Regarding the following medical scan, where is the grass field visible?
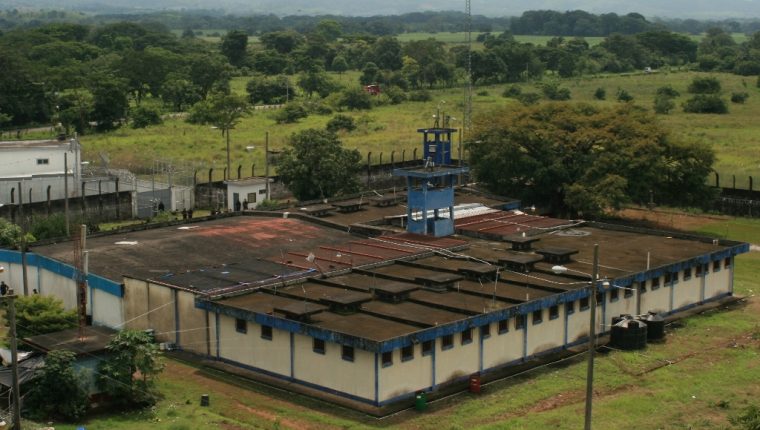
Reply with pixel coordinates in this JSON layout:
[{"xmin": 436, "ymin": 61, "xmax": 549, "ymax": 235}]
[
  {"xmin": 75, "ymin": 69, "xmax": 760, "ymax": 185},
  {"xmin": 35, "ymin": 215, "xmax": 760, "ymax": 430}
]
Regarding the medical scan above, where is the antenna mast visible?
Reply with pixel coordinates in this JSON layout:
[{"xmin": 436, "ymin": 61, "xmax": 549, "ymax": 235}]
[{"xmin": 463, "ymin": 0, "xmax": 473, "ymax": 141}]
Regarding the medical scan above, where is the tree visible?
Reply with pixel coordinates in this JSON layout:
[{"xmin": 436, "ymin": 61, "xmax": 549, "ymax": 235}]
[
  {"xmin": 221, "ymin": 30, "xmax": 248, "ymax": 67},
  {"xmin": 297, "ymin": 68, "xmax": 337, "ymax": 98},
  {"xmin": 360, "ymin": 62, "xmax": 380, "ymax": 86},
  {"xmin": 160, "ymin": 74, "xmax": 201, "ymax": 112},
  {"xmin": 131, "ymin": 105, "xmax": 162, "ymax": 128},
  {"xmin": 7, "ymin": 294, "xmax": 77, "ymax": 340},
  {"xmin": 682, "ymin": 95, "xmax": 728, "ymax": 114},
  {"xmin": 331, "ymin": 55, "xmax": 349, "ymax": 74},
  {"xmin": 468, "ymin": 103, "xmax": 716, "ymax": 217},
  {"xmin": 653, "ymin": 94, "xmax": 676, "ymax": 114},
  {"xmin": 97, "ymin": 329, "xmax": 164, "ymax": 407},
  {"xmin": 326, "ymin": 114, "xmax": 356, "ymax": 133},
  {"xmin": 688, "ymin": 76, "xmax": 722, "ymax": 94},
  {"xmin": 275, "ymin": 129, "xmax": 362, "ymax": 201},
  {"xmin": 274, "ymin": 103, "xmax": 308, "ymax": 124},
  {"xmin": 56, "ymin": 88, "xmax": 93, "ymax": 135},
  {"xmin": 338, "ymin": 86, "xmax": 373, "ymax": 110},
  {"xmin": 0, "ymin": 218, "xmax": 35, "ymax": 251},
  {"xmin": 89, "ymin": 73, "xmax": 129, "ymax": 131},
  {"xmin": 25, "ymin": 350, "xmax": 88, "ymax": 421},
  {"xmin": 246, "ymin": 75, "xmax": 290, "ymax": 105}
]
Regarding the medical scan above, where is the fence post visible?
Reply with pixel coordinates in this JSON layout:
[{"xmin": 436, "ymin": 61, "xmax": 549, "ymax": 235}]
[
  {"xmin": 391, "ymin": 151, "xmax": 395, "ymax": 169},
  {"xmin": 208, "ymin": 168, "xmax": 213, "ymax": 209},
  {"xmin": 402, "ymin": 149, "xmax": 406, "ymax": 163},
  {"xmin": 750, "ymin": 176, "xmax": 754, "ymax": 192},
  {"xmin": 379, "ymin": 152, "xmax": 383, "ymax": 167},
  {"xmin": 367, "ymin": 152, "xmax": 372, "ymax": 188},
  {"xmin": 733, "ymin": 175, "xmax": 736, "ymax": 190},
  {"xmin": 237, "ymin": 165, "xmax": 242, "ymax": 179},
  {"xmin": 414, "ymin": 148, "xmax": 418, "ymax": 160},
  {"xmin": 714, "ymin": 172, "xmax": 719, "ymax": 188}
]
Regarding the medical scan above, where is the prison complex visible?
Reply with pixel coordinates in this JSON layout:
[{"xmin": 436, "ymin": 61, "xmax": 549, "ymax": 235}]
[{"xmin": 0, "ymin": 126, "xmax": 749, "ymax": 413}]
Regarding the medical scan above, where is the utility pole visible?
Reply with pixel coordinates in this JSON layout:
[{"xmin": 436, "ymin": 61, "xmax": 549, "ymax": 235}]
[
  {"xmin": 5, "ymin": 288, "xmax": 21, "ymax": 430},
  {"xmin": 585, "ymin": 244, "xmax": 599, "ymax": 430},
  {"xmin": 64, "ymin": 152, "xmax": 70, "ymax": 237},
  {"xmin": 17, "ymin": 181, "xmax": 28, "ymax": 296},
  {"xmin": 265, "ymin": 132, "xmax": 270, "ymax": 201}
]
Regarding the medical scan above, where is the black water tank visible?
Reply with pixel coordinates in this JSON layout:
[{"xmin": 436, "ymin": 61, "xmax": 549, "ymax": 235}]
[
  {"xmin": 611, "ymin": 316, "xmax": 648, "ymax": 350},
  {"xmin": 638, "ymin": 311, "xmax": 665, "ymax": 341}
]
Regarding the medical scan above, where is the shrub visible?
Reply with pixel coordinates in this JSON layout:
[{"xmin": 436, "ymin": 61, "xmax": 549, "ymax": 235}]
[
  {"xmin": 338, "ymin": 87, "xmax": 373, "ymax": 110},
  {"xmin": 502, "ymin": 85, "xmax": 522, "ymax": 98},
  {"xmin": 616, "ymin": 89, "xmax": 634, "ymax": 102},
  {"xmin": 326, "ymin": 114, "xmax": 356, "ymax": 133},
  {"xmin": 656, "ymin": 85, "xmax": 680, "ymax": 98},
  {"xmin": 653, "ymin": 94, "xmax": 676, "ymax": 114},
  {"xmin": 382, "ymin": 86, "xmax": 407, "ymax": 104},
  {"xmin": 540, "ymin": 82, "xmax": 571, "ymax": 100},
  {"xmin": 593, "ymin": 87, "xmax": 606, "ymax": 100},
  {"xmin": 687, "ymin": 76, "xmax": 721, "ymax": 94},
  {"xmin": 255, "ymin": 199, "xmax": 283, "ymax": 211},
  {"xmin": 682, "ymin": 95, "xmax": 728, "ymax": 114},
  {"xmin": 131, "ymin": 106, "xmax": 162, "ymax": 129},
  {"xmin": 731, "ymin": 92, "xmax": 749, "ymax": 104},
  {"xmin": 408, "ymin": 90, "xmax": 432, "ymax": 102},
  {"xmin": 517, "ymin": 92, "xmax": 541, "ymax": 105},
  {"xmin": 476, "ymin": 90, "xmax": 490, "ymax": 96},
  {"xmin": 25, "ymin": 350, "xmax": 88, "ymax": 421},
  {"xmin": 30, "ymin": 214, "xmax": 68, "ymax": 240},
  {"xmin": 274, "ymin": 103, "xmax": 308, "ymax": 123}
]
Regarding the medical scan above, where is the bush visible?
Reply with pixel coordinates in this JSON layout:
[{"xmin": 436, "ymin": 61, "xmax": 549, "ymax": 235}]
[
  {"xmin": 687, "ymin": 76, "xmax": 721, "ymax": 94},
  {"xmin": 255, "ymin": 199, "xmax": 283, "ymax": 211},
  {"xmin": 131, "ymin": 106, "xmax": 162, "ymax": 129},
  {"xmin": 502, "ymin": 85, "xmax": 522, "ymax": 98},
  {"xmin": 326, "ymin": 114, "xmax": 356, "ymax": 133},
  {"xmin": 593, "ymin": 87, "xmax": 606, "ymax": 100},
  {"xmin": 338, "ymin": 87, "xmax": 372, "ymax": 110},
  {"xmin": 476, "ymin": 90, "xmax": 490, "ymax": 96},
  {"xmin": 656, "ymin": 85, "xmax": 680, "ymax": 98},
  {"xmin": 653, "ymin": 94, "xmax": 676, "ymax": 114},
  {"xmin": 30, "ymin": 214, "xmax": 68, "ymax": 240},
  {"xmin": 731, "ymin": 92, "xmax": 749, "ymax": 104},
  {"xmin": 408, "ymin": 90, "xmax": 432, "ymax": 102},
  {"xmin": 517, "ymin": 92, "xmax": 541, "ymax": 106},
  {"xmin": 540, "ymin": 82, "xmax": 571, "ymax": 100},
  {"xmin": 25, "ymin": 350, "xmax": 88, "ymax": 421},
  {"xmin": 382, "ymin": 86, "xmax": 407, "ymax": 105},
  {"xmin": 616, "ymin": 89, "xmax": 634, "ymax": 102},
  {"xmin": 274, "ymin": 103, "xmax": 308, "ymax": 123},
  {"xmin": 682, "ymin": 95, "xmax": 728, "ymax": 114}
]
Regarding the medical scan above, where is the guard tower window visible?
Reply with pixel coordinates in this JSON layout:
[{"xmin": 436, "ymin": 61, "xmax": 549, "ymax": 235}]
[
  {"xmin": 382, "ymin": 351, "xmax": 393, "ymax": 367},
  {"xmin": 261, "ymin": 325, "xmax": 273, "ymax": 340},
  {"xmin": 725, "ymin": 257, "xmax": 731, "ymax": 268},
  {"xmin": 235, "ymin": 318, "xmax": 247, "ymax": 334},
  {"xmin": 422, "ymin": 340, "xmax": 434, "ymax": 356},
  {"xmin": 401, "ymin": 345, "xmax": 414, "ymax": 362},
  {"xmin": 596, "ymin": 292, "xmax": 604, "ymax": 306},
  {"xmin": 610, "ymin": 288, "xmax": 619, "ymax": 302},
  {"xmin": 580, "ymin": 297, "xmax": 590, "ymax": 310},
  {"xmin": 313, "ymin": 338, "xmax": 325, "ymax": 354},
  {"xmin": 639, "ymin": 282, "xmax": 647, "ymax": 294},
  {"xmin": 664, "ymin": 273, "xmax": 672, "ymax": 284},
  {"xmin": 651, "ymin": 277, "xmax": 660, "ymax": 290},
  {"xmin": 36, "ymin": 158, "xmax": 49, "ymax": 165},
  {"xmin": 342, "ymin": 345, "xmax": 355, "ymax": 362},
  {"xmin": 624, "ymin": 285, "xmax": 633, "ymax": 298},
  {"xmin": 683, "ymin": 267, "xmax": 692, "ymax": 281},
  {"xmin": 566, "ymin": 301, "xmax": 575, "ymax": 315},
  {"xmin": 713, "ymin": 260, "xmax": 721, "ymax": 272},
  {"xmin": 461, "ymin": 328, "xmax": 473, "ymax": 345}
]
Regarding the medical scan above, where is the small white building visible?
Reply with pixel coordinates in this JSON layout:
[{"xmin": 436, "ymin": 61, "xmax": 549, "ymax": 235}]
[
  {"xmin": 225, "ymin": 177, "xmax": 271, "ymax": 211},
  {"xmin": 0, "ymin": 137, "xmax": 82, "ymax": 205}
]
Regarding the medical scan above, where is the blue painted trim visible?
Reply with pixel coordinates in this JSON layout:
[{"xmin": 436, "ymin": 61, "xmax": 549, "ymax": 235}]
[
  {"xmin": 522, "ymin": 317, "xmax": 528, "ymax": 359},
  {"xmin": 563, "ymin": 305, "xmax": 569, "ymax": 346},
  {"xmin": 214, "ymin": 356, "xmax": 378, "ymax": 406},
  {"xmin": 290, "ymin": 332, "xmax": 295, "ymax": 379},
  {"xmin": 478, "ymin": 326, "xmax": 484, "ymax": 373},
  {"xmin": 374, "ymin": 352, "xmax": 379, "ymax": 404},
  {"xmin": 431, "ymin": 342, "xmax": 437, "ymax": 390},
  {"xmin": 215, "ymin": 311, "xmax": 220, "ymax": 359}
]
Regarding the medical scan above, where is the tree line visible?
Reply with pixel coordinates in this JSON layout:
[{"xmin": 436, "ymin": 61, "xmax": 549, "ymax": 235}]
[{"xmin": 4, "ymin": 8, "xmax": 760, "ymax": 37}]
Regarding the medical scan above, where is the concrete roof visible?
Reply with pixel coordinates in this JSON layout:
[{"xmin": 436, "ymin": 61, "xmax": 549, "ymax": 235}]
[{"xmin": 24, "ymin": 326, "xmax": 116, "ymax": 355}]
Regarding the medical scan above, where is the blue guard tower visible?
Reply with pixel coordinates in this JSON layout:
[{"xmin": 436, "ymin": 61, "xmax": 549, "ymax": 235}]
[{"xmin": 393, "ymin": 114, "xmax": 469, "ymax": 237}]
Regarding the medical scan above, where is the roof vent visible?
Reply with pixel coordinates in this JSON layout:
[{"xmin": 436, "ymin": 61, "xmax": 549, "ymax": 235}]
[
  {"xmin": 504, "ymin": 236, "xmax": 540, "ymax": 251},
  {"xmin": 274, "ymin": 302, "xmax": 328, "ymax": 323},
  {"xmin": 415, "ymin": 272, "xmax": 463, "ymax": 292},
  {"xmin": 535, "ymin": 247, "xmax": 578, "ymax": 265},
  {"xmin": 372, "ymin": 280, "xmax": 419, "ymax": 303},
  {"xmin": 318, "ymin": 291, "xmax": 372, "ymax": 315}
]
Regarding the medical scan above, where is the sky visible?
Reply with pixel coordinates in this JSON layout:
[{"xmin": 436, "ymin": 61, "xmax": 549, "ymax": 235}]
[{"xmin": 3, "ymin": 0, "xmax": 760, "ymax": 19}]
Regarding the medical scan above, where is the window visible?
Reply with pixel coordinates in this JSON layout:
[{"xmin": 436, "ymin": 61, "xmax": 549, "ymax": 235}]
[
  {"xmin": 580, "ymin": 297, "xmax": 590, "ymax": 310},
  {"xmin": 247, "ymin": 192, "xmax": 257, "ymax": 204},
  {"xmin": 515, "ymin": 315, "xmax": 526, "ymax": 330},
  {"xmin": 596, "ymin": 292, "xmax": 604, "ymax": 306},
  {"xmin": 624, "ymin": 285, "xmax": 633, "ymax": 298},
  {"xmin": 382, "ymin": 351, "xmax": 393, "ymax": 367},
  {"xmin": 532, "ymin": 309, "xmax": 543, "ymax": 325},
  {"xmin": 36, "ymin": 158, "xmax": 49, "ymax": 165},
  {"xmin": 235, "ymin": 318, "xmax": 247, "ymax": 334},
  {"xmin": 683, "ymin": 267, "xmax": 692, "ymax": 281},
  {"xmin": 696, "ymin": 265, "xmax": 703, "ymax": 277},
  {"xmin": 610, "ymin": 288, "xmax": 619, "ymax": 302},
  {"xmin": 549, "ymin": 305, "xmax": 559, "ymax": 320},
  {"xmin": 461, "ymin": 328, "xmax": 473, "ymax": 345},
  {"xmin": 566, "ymin": 301, "xmax": 575, "ymax": 315},
  {"xmin": 342, "ymin": 345, "xmax": 355, "ymax": 362},
  {"xmin": 261, "ymin": 325, "xmax": 272, "ymax": 340},
  {"xmin": 480, "ymin": 324, "xmax": 491, "ymax": 339},
  {"xmin": 401, "ymin": 345, "xmax": 414, "ymax": 362},
  {"xmin": 651, "ymin": 277, "xmax": 660, "ymax": 290},
  {"xmin": 442, "ymin": 334, "xmax": 454, "ymax": 350},
  {"xmin": 259, "ymin": 189, "xmax": 267, "ymax": 194},
  {"xmin": 725, "ymin": 257, "xmax": 731, "ymax": 269},
  {"xmin": 713, "ymin": 260, "xmax": 721, "ymax": 272},
  {"xmin": 638, "ymin": 282, "xmax": 647, "ymax": 295},
  {"xmin": 313, "ymin": 338, "xmax": 325, "ymax": 354},
  {"xmin": 673, "ymin": 272, "xmax": 679, "ymax": 282},
  {"xmin": 664, "ymin": 273, "xmax": 672, "ymax": 284},
  {"xmin": 498, "ymin": 319, "xmax": 509, "ymax": 334},
  {"xmin": 422, "ymin": 340, "xmax": 434, "ymax": 356}
]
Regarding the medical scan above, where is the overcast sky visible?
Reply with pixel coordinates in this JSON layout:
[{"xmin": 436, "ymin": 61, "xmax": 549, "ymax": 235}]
[{"xmin": 3, "ymin": 0, "xmax": 760, "ymax": 19}]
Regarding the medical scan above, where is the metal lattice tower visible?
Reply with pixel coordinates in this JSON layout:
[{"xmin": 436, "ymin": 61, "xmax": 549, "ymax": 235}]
[{"xmin": 464, "ymin": 0, "xmax": 473, "ymax": 141}]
